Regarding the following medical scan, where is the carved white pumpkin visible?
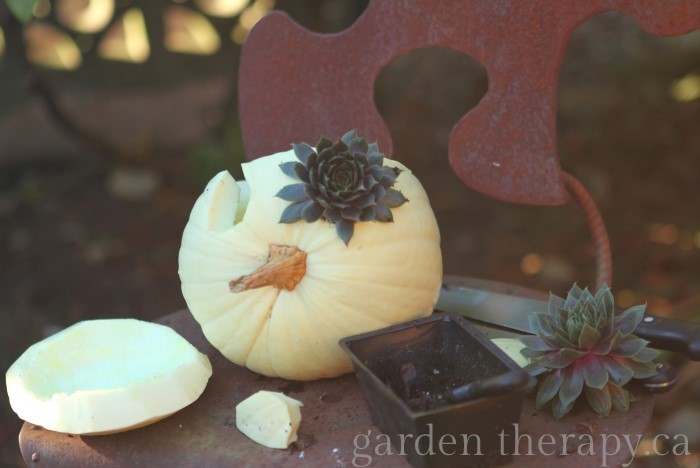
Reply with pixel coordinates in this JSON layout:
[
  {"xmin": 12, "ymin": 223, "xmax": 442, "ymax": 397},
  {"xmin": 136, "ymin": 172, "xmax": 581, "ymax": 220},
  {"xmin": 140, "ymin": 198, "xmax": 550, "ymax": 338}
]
[{"xmin": 178, "ymin": 147, "xmax": 442, "ymax": 380}]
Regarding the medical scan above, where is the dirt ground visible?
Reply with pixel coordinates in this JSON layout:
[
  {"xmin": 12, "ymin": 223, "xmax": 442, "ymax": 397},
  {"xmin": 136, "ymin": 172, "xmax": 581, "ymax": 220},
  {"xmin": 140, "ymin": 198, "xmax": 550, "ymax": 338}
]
[{"xmin": 1, "ymin": 9, "xmax": 700, "ymax": 467}]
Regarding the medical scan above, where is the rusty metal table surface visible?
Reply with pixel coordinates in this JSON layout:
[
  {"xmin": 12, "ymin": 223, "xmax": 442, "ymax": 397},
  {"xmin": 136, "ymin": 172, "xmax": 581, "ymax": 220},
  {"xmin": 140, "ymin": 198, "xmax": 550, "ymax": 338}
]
[{"xmin": 18, "ymin": 278, "xmax": 653, "ymax": 468}]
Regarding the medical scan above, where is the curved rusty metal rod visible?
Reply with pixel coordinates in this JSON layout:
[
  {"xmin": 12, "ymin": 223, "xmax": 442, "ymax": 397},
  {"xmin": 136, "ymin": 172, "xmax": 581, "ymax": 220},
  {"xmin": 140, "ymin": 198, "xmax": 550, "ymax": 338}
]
[{"xmin": 562, "ymin": 172, "xmax": 613, "ymax": 290}]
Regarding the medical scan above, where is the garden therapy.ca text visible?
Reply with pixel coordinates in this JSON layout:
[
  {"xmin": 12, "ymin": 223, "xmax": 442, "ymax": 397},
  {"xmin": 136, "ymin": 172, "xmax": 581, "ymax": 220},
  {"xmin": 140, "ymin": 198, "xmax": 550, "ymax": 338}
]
[{"xmin": 351, "ymin": 423, "xmax": 690, "ymax": 467}]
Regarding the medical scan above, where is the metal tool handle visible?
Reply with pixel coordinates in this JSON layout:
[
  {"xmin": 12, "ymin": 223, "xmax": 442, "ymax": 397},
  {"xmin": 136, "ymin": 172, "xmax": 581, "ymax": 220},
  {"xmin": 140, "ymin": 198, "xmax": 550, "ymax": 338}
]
[
  {"xmin": 447, "ymin": 370, "xmax": 534, "ymax": 403},
  {"xmin": 636, "ymin": 316, "xmax": 700, "ymax": 361},
  {"xmin": 641, "ymin": 361, "xmax": 677, "ymax": 394}
]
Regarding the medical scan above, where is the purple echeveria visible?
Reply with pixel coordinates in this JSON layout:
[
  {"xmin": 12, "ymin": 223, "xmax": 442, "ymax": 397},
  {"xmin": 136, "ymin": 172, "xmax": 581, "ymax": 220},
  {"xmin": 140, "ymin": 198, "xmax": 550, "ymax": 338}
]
[{"xmin": 521, "ymin": 284, "xmax": 659, "ymax": 419}]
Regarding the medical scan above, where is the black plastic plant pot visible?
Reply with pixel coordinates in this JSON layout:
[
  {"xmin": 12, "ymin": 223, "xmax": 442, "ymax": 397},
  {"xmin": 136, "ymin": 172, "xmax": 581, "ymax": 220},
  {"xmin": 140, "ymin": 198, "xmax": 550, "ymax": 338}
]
[{"xmin": 339, "ymin": 312, "xmax": 531, "ymax": 468}]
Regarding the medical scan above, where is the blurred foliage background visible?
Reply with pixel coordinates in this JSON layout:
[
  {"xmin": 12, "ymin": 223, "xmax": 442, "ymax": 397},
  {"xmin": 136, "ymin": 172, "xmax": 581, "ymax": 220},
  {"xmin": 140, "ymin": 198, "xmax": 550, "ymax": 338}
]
[{"xmin": 1, "ymin": 0, "xmax": 699, "ymax": 465}]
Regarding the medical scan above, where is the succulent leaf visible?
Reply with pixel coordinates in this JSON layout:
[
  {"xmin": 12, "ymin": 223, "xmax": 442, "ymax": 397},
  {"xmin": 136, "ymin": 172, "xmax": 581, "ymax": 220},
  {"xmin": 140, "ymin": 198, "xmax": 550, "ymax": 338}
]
[
  {"xmin": 521, "ymin": 348, "xmax": 549, "ymax": 359},
  {"xmin": 374, "ymin": 203, "xmax": 393, "ymax": 222},
  {"xmin": 293, "ymin": 163, "xmax": 310, "ymax": 183},
  {"xmin": 360, "ymin": 206, "xmax": 375, "ymax": 221},
  {"xmin": 536, "ymin": 369, "xmax": 564, "ymax": 408},
  {"xmin": 317, "ymin": 137, "xmax": 334, "ymax": 152},
  {"xmin": 560, "ymin": 348, "xmax": 587, "ymax": 359},
  {"xmin": 340, "ymin": 130, "xmax": 357, "ymax": 145},
  {"xmin": 597, "ymin": 287, "xmax": 614, "ymax": 313},
  {"xmin": 548, "ymin": 292, "xmax": 565, "ymax": 316},
  {"xmin": 341, "ymin": 206, "xmax": 362, "ymax": 222},
  {"xmin": 382, "ymin": 188, "xmax": 408, "ymax": 208},
  {"xmin": 519, "ymin": 335, "xmax": 552, "ymax": 352},
  {"xmin": 349, "ymin": 138, "xmax": 369, "ymax": 154},
  {"xmin": 592, "ymin": 340, "xmax": 614, "ymax": 356},
  {"xmin": 579, "ymin": 287, "xmax": 595, "ymax": 305},
  {"xmin": 523, "ymin": 362, "xmax": 548, "ymax": 376},
  {"xmin": 600, "ymin": 356, "xmax": 634, "ymax": 387},
  {"xmin": 279, "ymin": 201, "xmax": 306, "ymax": 224},
  {"xmin": 592, "ymin": 331, "xmax": 622, "ymax": 355},
  {"xmin": 354, "ymin": 192, "xmax": 376, "ymax": 209},
  {"xmin": 556, "ymin": 307, "xmax": 569, "ymax": 328},
  {"xmin": 564, "ymin": 284, "xmax": 584, "ymax": 308},
  {"xmin": 578, "ymin": 323, "xmax": 602, "ymax": 350},
  {"xmin": 531, "ymin": 313, "xmax": 557, "ymax": 337},
  {"xmin": 277, "ymin": 131, "xmax": 407, "ymax": 245},
  {"xmin": 552, "ymin": 396, "xmax": 574, "ymax": 420},
  {"xmin": 367, "ymin": 153, "xmax": 383, "ymax": 166},
  {"xmin": 301, "ymin": 201, "xmax": 324, "ymax": 223},
  {"xmin": 585, "ymin": 385, "xmax": 612, "ymax": 416},
  {"xmin": 614, "ymin": 336, "xmax": 650, "ymax": 357},
  {"xmin": 581, "ymin": 357, "xmax": 608, "ymax": 389},
  {"xmin": 292, "ymin": 143, "xmax": 315, "ymax": 164},
  {"xmin": 553, "ymin": 332, "xmax": 576, "ymax": 349},
  {"xmin": 631, "ymin": 347, "xmax": 660, "ymax": 363},
  {"xmin": 336, "ymin": 219, "xmax": 354, "ymax": 246},
  {"xmin": 558, "ymin": 366, "xmax": 585, "ymax": 407},
  {"xmin": 609, "ymin": 384, "xmax": 630, "ymax": 412},
  {"xmin": 323, "ymin": 207, "xmax": 341, "ymax": 223},
  {"xmin": 521, "ymin": 284, "xmax": 661, "ymax": 419},
  {"xmin": 627, "ymin": 359, "xmax": 655, "ymax": 379},
  {"xmin": 616, "ymin": 304, "xmax": 646, "ymax": 335},
  {"xmin": 540, "ymin": 351, "xmax": 577, "ymax": 369},
  {"xmin": 279, "ymin": 161, "xmax": 298, "ymax": 178},
  {"xmin": 276, "ymin": 184, "xmax": 309, "ymax": 202}
]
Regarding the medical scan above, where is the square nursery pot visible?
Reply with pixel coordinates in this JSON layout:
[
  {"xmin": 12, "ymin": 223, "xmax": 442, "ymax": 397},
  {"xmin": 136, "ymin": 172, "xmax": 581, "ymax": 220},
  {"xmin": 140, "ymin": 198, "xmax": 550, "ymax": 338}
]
[{"xmin": 340, "ymin": 312, "xmax": 532, "ymax": 468}]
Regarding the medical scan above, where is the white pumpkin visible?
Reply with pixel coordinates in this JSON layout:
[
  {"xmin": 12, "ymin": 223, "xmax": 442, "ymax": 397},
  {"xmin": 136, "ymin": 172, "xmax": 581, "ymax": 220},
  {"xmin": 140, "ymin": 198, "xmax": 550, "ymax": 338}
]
[{"xmin": 178, "ymin": 148, "xmax": 442, "ymax": 380}]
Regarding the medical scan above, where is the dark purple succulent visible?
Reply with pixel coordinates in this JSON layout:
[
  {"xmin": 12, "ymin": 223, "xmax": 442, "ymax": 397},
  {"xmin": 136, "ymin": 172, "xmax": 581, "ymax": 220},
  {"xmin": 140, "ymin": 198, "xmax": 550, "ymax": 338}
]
[{"xmin": 276, "ymin": 130, "xmax": 408, "ymax": 245}]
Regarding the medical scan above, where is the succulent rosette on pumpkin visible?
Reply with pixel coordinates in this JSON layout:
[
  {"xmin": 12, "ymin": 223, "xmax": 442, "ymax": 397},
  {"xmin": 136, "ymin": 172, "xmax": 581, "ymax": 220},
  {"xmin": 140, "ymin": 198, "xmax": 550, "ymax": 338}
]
[
  {"xmin": 521, "ymin": 284, "xmax": 659, "ymax": 419},
  {"xmin": 178, "ymin": 131, "xmax": 442, "ymax": 381},
  {"xmin": 276, "ymin": 130, "xmax": 407, "ymax": 245}
]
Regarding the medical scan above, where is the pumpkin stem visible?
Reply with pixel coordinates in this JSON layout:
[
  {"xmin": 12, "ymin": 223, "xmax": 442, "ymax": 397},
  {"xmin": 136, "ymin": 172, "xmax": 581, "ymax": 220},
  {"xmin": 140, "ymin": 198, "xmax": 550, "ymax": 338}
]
[{"xmin": 229, "ymin": 245, "xmax": 307, "ymax": 293}]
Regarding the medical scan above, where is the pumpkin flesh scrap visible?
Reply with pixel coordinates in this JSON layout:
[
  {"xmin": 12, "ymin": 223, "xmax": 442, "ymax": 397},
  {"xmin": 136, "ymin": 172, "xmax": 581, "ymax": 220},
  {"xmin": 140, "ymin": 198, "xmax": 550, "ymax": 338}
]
[
  {"xmin": 5, "ymin": 319, "xmax": 212, "ymax": 435},
  {"xmin": 235, "ymin": 390, "xmax": 303, "ymax": 449}
]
